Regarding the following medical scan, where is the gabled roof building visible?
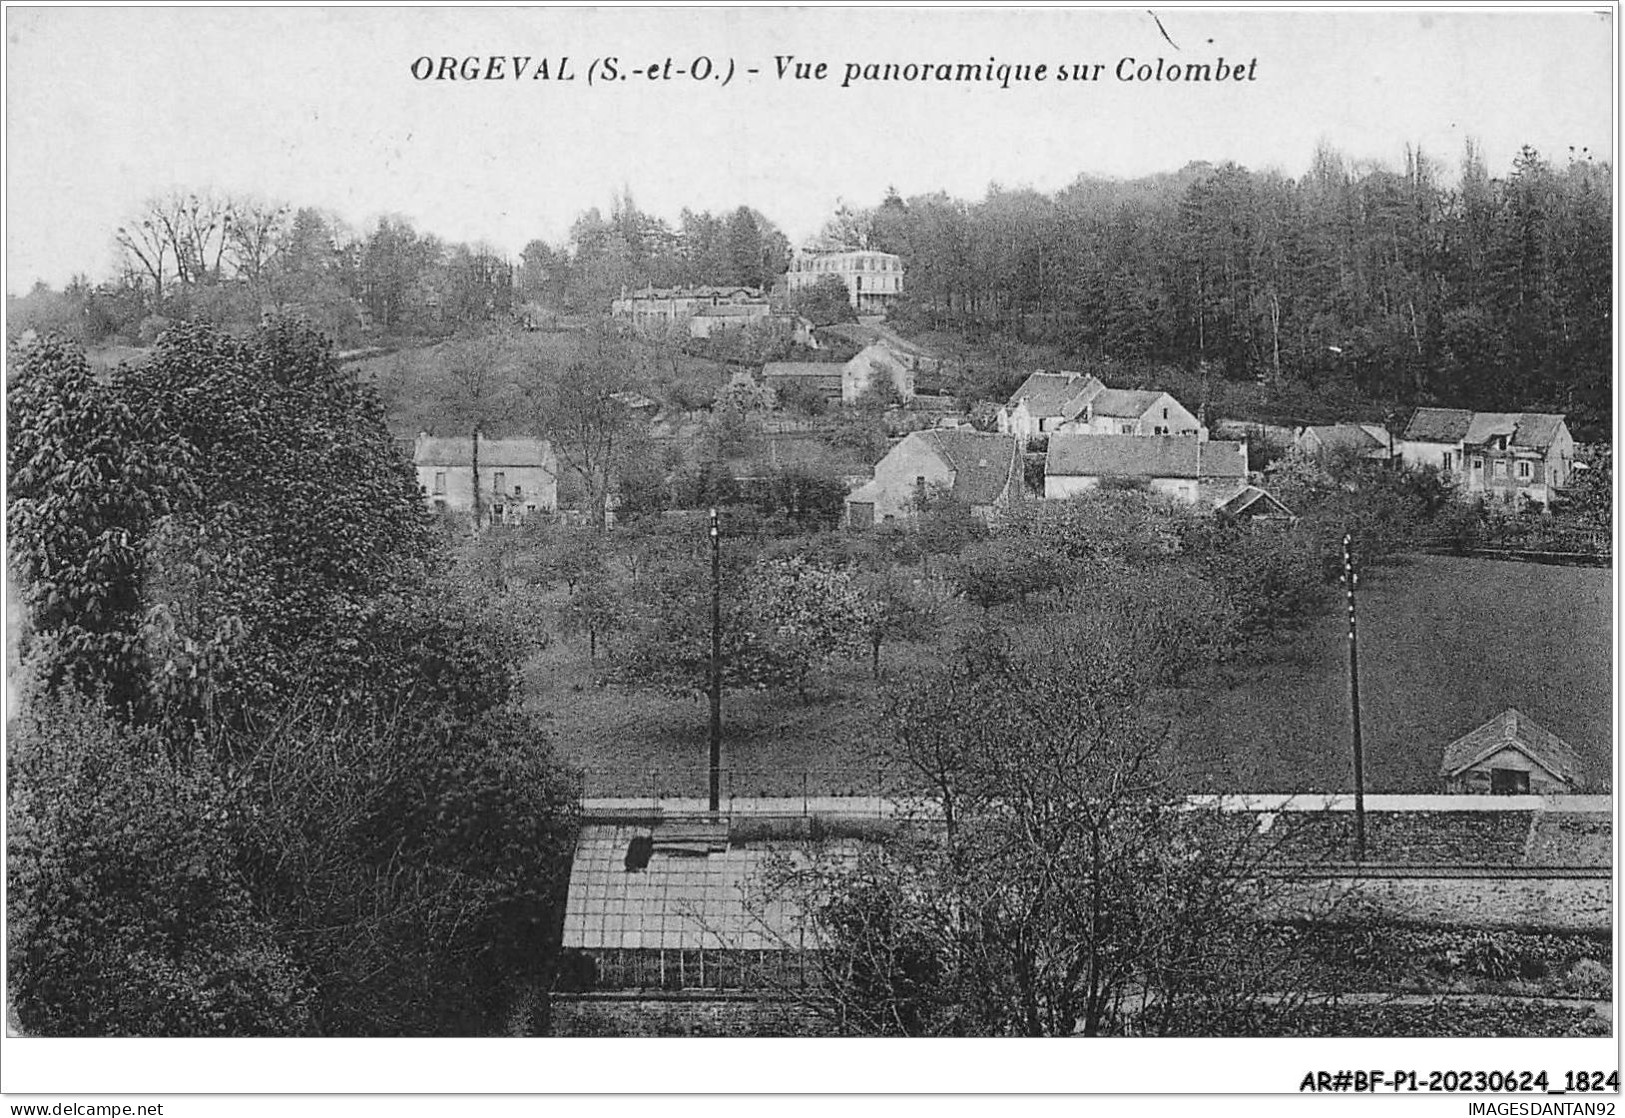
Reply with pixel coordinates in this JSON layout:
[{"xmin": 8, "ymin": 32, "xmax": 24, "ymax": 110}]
[
  {"xmin": 845, "ymin": 430, "xmax": 1024, "ymax": 527},
  {"xmin": 1044, "ymin": 434, "xmax": 1248, "ymax": 508},
  {"xmin": 1399, "ymin": 408, "xmax": 1574, "ymax": 504},
  {"xmin": 1440, "ymin": 708, "xmax": 1587, "ymax": 795}
]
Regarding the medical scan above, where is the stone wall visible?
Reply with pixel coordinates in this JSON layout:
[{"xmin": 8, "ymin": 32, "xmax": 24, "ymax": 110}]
[
  {"xmin": 1272, "ymin": 872, "xmax": 1611, "ymax": 932},
  {"xmin": 551, "ymin": 993, "xmax": 833, "ymax": 1037}
]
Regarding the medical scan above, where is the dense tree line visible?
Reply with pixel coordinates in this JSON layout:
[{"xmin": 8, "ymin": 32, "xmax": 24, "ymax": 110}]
[
  {"xmin": 844, "ymin": 146, "xmax": 1611, "ymax": 437},
  {"xmin": 11, "ymin": 143, "xmax": 1608, "ymax": 435},
  {"xmin": 8, "ymin": 190, "xmax": 789, "ymax": 349},
  {"xmin": 517, "ymin": 192, "xmax": 792, "ymax": 312}
]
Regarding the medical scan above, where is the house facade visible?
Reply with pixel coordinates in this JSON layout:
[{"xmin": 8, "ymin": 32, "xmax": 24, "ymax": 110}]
[
  {"xmin": 785, "ymin": 249, "xmax": 903, "ymax": 314},
  {"xmin": 1440, "ymin": 708, "xmax": 1587, "ymax": 795},
  {"xmin": 414, "ymin": 432, "xmax": 558, "ymax": 526},
  {"xmin": 997, "ymin": 373, "xmax": 1205, "ymax": 443},
  {"xmin": 1058, "ymin": 388, "xmax": 1205, "ymax": 439},
  {"xmin": 997, "ymin": 371, "xmax": 1105, "ymax": 442},
  {"xmin": 842, "ymin": 340, "xmax": 924, "ymax": 402},
  {"xmin": 845, "ymin": 430, "xmax": 1023, "ymax": 527},
  {"xmin": 1044, "ymin": 435, "xmax": 1248, "ymax": 508},
  {"xmin": 1400, "ymin": 408, "xmax": 1574, "ymax": 504}
]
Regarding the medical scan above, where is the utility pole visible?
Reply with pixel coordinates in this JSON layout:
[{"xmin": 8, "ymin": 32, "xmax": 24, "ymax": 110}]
[
  {"xmin": 1342, "ymin": 533, "xmax": 1367, "ymax": 860},
  {"xmin": 708, "ymin": 507, "xmax": 722, "ymax": 814}
]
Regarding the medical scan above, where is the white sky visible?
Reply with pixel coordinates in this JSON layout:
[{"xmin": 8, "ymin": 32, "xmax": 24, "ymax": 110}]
[{"xmin": 4, "ymin": 5, "xmax": 1616, "ymax": 293}]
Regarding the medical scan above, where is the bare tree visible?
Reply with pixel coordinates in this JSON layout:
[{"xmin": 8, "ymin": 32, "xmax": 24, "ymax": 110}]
[
  {"xmin": 226, "ymin": 199, "xmax": 291, "ymax": 301},
  {"xmin": 524, "ymin": 333, "xmax": 648, "ymax": 532},
  {"xmin": 115, "ymin": 209, "xmax": 174, "ymax": 307},
  {"xmin": 759, "ymin": 613, "xmax": 1343, "ymax": 1037}
]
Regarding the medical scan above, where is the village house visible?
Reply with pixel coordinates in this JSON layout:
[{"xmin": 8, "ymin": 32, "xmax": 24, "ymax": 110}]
[
  {"xmin": 762, "ymin": 331, "xmax": 937, "ymax": 407},
  {"xmin": 1063, "ymin": 387, "xmax": 1205, "ymax": 439},
  {"xmin": 761, "ymin": 361, "xmax": 846, "ymax": 407},
  {"xmin": 413, "ymin": 431, "xmax": 558, "ymax": 526},
  {"xmin": 818, "ymin": 323, "xmax": 948, "ymax": 402},
  {"xmin": 997, "ymin": 373, "xmax": 1205, "ymax": 444},
  {"xmin": 1399, "ymin": 408, "xmax": 1574, "ymax": 505},
  {"xmin": 845, "ymin": 429, "xmax": 1023, "ymax": 527},
  {"xmin": 997, "ymin": 371, "xmax": 1105, "ymax": 441},
  {"xmin": 1440, "ymin": 708, "xmax": 1587, "ymax": 795},
  {"xmin": 785, "ymin": 248, "xmax": 904, "ymax": 314},
  {"xmin": 1044, "ymin": 435, "xmax": 1249, "ymax": 508},
  {"xmin": 1294, "ymin": 423, "xmax": 1395, "ymax": 461}
]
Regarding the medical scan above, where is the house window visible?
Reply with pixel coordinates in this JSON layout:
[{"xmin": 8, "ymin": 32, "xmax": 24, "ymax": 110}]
[
  {"xmin": 433, "ymin": 471, "xmax": 447, "ymax": 495},
  {"xmin": 1515, "ymin": 461, "xmax": 1532, "ymax": 482},
  {"xmin": 514, "ymin": 485, "xmax": 523, "ymax": 497},
  {"xmin": 1154, "ymin": 426, "xmax": 1168, "ymax": 436},
  {"xmin": 1119, "ymin": 423, "xmax": 1136, "ymax": 434},
  {"xmin": 1471, "ymin": 457, "xmax": 1483, "ymax": 473},
  {"xmin": 1493, "ymin": 460, "xmax": 1508, "ymax": 479},
  {"xmin": 1162, "ymin": 407, "xmax": 1169, "ymax": 419},
  {"xmin": 1489, "ymin": 768, "xmax": 1530, "ymax": 795},
  {"xmin": 493, "ymin": 471, "xmax": 506, "ymax": 492}
]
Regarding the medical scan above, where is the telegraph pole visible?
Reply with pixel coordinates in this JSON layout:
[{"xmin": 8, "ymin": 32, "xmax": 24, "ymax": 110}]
[
  {"xmin": 1342, "ymin": 533, "xmax": 1367, "ymax": 860},
  {"xmin": 708, "ymin": 508, "xmax": 723, "ymax": 814}
]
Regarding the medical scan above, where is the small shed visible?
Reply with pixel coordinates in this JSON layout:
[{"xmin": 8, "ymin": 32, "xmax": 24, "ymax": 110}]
[
  {"xmin": 1214, "ymin": 484, "xmax": 1296, "ymax": 523},
  {"xmin": 1439, "ymin": 708, "xmax": 1587, "ymax": 795}
]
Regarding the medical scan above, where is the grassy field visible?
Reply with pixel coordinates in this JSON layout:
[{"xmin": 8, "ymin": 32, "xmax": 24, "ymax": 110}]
[
  {"xmin": 1167, "ymin": 554, "xmax": 1612, "ymax": 794},
  {"xmin": 530, "ymin": 554, "xmax": 1613, "ymax": 798}
]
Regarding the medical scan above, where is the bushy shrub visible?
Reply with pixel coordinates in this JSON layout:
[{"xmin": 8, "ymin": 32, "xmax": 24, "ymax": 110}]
[{"xmin": 8, "ymin": 696, "xmax": 313, "ymax": 1036}]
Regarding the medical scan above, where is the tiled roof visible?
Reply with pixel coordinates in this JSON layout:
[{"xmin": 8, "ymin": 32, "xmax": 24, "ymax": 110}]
[
  {"xmin": 1462, "ymin": 412, "xmax": 1566, "ymax": 450},
  {"xmin": 917, "ymin": 430, "xmax": 1021, "ymax": 507},
  {"xmin": 1089, "ymin": 388, "xmax": 1163, "ymax": 418},
  {"xmin": 624, "ymin": 285, "xmax": 760, "ymax": 300},
  {"xmin": 1439, "ymin": 708, "xmax": 1587, "ymax": 788},
  {"xmin": 562, "ymin": 822, "xmax": 858, "ymax": 953},
  {"xmin": 1301, "ymin": 424, "xmax": 1387, "ymax": 454},
  {"xmin": 1046, "ymin": 435, "xmax": 1247, "ymax": 480},
  {"xmin": 819, "ymin": 323, "xmax": 938, "ymax": 359},
  {"xmin": 414, "ymin": 436, "xmax": 554, "ymax": 468},
  {"xmin": 763, "ymin": 362, "xmax": 844, "ymax": 390},
  {"xmin": 1006, "ymin": 371, "xmax": 1105, "ymax": 418},
  {"xmin": 1402, "ymin": 408, "xmax": 1475, "ymax": 444}
]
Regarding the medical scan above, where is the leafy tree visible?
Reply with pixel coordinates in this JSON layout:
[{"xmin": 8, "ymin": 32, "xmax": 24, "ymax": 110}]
[
  {"xmin": 114, "ymin": 319, "xmax": 436, "ymax": 728},
  {"xmin": 7, "ymin": 336, "xmax": 196, "ymax": 716},
  {"xmin": 789, "ymin": 275, "xmax": 859, "ymax": 326},
  {"xmin": 947, "ymin": 536, "xmax": 1065, "ymax": 611},
  {"xmin": 743, "ymin": 557, "xmax": 875, "ymax": 700},
  {"xmin": 618, "ymin": 544, "xmax": 871, "ymax": 700},
  {"xmin": 856, "ymin": 566, "xmax": 940, "ymax": 676},
  {"xmin": 7, "ymin": 323, "xmax": 581, "ymax": 1037}
]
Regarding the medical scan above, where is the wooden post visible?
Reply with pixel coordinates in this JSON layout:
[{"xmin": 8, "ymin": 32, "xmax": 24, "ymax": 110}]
[
  {"xmin": 709, "ymin": 508, "xmax": 722, "ymax": 814},
  {"xmin": 1343, "ymin": 533, "xmax": 1367, "ymax": 860}
]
